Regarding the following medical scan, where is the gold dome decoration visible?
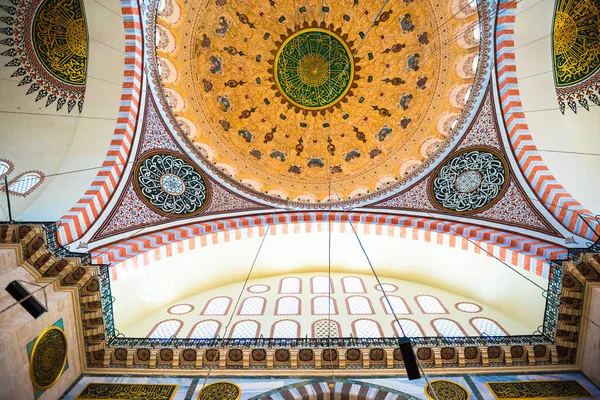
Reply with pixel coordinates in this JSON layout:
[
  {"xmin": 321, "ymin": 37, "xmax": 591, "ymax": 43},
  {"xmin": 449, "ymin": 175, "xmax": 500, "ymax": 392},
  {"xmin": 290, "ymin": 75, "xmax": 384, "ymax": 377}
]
[
  {"xmin": 29, "ymin": 326, "xmax": 68, "ymax": 390},
  {"xmin": 153, "ymin": 0, "xmax": 481, "ymax": 204},
  {"xmin": 199, "ymin": 381, "xmax": 241, "ymax": 400}
]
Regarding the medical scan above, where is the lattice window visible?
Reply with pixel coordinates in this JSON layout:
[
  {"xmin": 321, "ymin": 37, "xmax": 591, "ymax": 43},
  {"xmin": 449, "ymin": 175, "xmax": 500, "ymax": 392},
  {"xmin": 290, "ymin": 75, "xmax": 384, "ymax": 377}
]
[
  {"xmin": 230, "ymin": 320, "xmax": 259, "ymax": 338},
  {"xmin": 248, "ymin": 284, "xmax": 270, "ymax": 293},
  {"xmin": 375, "ymin": 283, "xmax": 398, "ymax": 292},
  {"xmin": 342, "ymin": 277, "xmax": 365, "ymax": 293},
  {"xmin": 168, "ymin": 304, "xmax": 193, "ymax": 315},
  {"xmin": 188, "ymin": 320, "xmax": 220, "ymax": 338},
  {"xmin": 432, "ymin": 319, "xmax": 465, "ymax": 337},
  {"xmin": 312, "ymin": 276, "xmax": 333, "ymax": 294},
  {"xmin": 275, "ymin": 296, "xmax": 300, "ymax": 315},
  {"xmin": 271, "ymin": 320, "xmax": 300, "ymax": 338},
  {"xmin": 313, "ymin": 319, "xmax": 340, "ymax": 338},
  {"xmin": 8, "ymin": 172, "xmax": 42, "ymax": 195},
  {"xmin": 416, "ymin": 295, "xmax": 447, "ymax": 314},
  {"xmin": 471, "ymin": 318, "xmax": 507, "ymax": 336},
  {"xmin": 202, "ymin": 297, "xmax": 231, "ymax": 315},
  {"xmin": 456, "ymin": 302, "xmax": 482, "ymax": 313},
  {"xmin": 352, "ymin": 319, "xmax": 383, "ymax": 338},
  {"xmin": 312, "ymin": 296, "xmax": 337, "ymax": 315},
  {"xmin": 393, "ymin": 319, "xmax": 425, "ymax": 337},
  {"xmin": 382, "ymin": 296, "xmax": 410, "ymax": 314},
  {"xmin": 347, "ymin": 296, "xmax": 373, "ymax": 315},
  {"xmin": 148, "ymin": 319, "xmax": 182, "ymax": 338},
  {"xmin": 280, "ymin": 277, "xmax": 301, "ymax": 294},
  {"xmin": 0, "ymin": 160, "xmax": 12, "ymax": 178},
  {"xmin": 239, "ymin": 297, "xmax": 265, "ymax": 315}
]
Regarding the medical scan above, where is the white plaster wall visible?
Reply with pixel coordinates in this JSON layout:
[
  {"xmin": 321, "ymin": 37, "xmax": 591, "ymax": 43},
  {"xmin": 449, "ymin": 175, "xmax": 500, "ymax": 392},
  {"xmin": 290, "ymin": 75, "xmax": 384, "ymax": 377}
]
[
  {"xmin": 0, "ymin": 0, "xmax": 125, "ymax": 221},
  {"xmin": 513, "ymin": 0, "xmax": 600, "ymax": 215}
]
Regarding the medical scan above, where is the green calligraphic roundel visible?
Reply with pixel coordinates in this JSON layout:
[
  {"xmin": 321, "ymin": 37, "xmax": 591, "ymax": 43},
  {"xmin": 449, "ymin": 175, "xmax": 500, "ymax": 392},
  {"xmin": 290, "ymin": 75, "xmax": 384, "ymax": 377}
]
[{"xmin": 274, "ymin": 28, "xmax": 354, "ymax": 110}]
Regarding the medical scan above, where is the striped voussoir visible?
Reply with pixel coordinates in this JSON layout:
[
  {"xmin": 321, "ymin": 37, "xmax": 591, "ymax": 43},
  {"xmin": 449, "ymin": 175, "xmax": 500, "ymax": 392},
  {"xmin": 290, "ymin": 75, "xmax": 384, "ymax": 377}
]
[
  {"xmin": 254, "ymin": 380, "xmax": 420, "ymax": 400},
  {"xmin": 93, "ymin": 212, "xmax": 566, "ymax": 280},
  {"xmin": 495, "ymin": 0, "xmax": 597, "ymax": 241},
  {"xmin": 57, "ymin": 0, "xmax": 144, "ymax": 245}
]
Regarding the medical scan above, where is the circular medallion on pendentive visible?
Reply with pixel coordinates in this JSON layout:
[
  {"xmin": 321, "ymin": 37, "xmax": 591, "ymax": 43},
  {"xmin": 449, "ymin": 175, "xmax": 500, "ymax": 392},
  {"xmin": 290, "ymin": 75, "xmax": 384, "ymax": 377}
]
[
  {"xmin": 430, "ymin": 148, "xmax": 508, "ymax": 214},
  {"xmin": 134, "ymin": 151, "xmax": 210, "ymax": 217},
  {"xmin": 274, "ymin": 28, "xmax": 354, "ymax": 110},
  {"xmin": 425, "ymin": 380, "xmax": 470, "ymax": 400},
  {"xmin": 199, "ymin": 381, "xmax": 242, "ymax": 400},
  {"xmin": 29, "ymin": 326, "xmax": 68, "ymax": 390}
]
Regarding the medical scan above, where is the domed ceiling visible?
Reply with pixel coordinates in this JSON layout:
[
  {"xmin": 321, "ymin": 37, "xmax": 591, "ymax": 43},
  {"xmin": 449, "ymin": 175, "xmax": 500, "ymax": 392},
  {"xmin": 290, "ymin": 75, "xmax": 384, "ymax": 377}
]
[{"xmin": 152, "ymin": 0, "xmax": 482, "ymax": 204}]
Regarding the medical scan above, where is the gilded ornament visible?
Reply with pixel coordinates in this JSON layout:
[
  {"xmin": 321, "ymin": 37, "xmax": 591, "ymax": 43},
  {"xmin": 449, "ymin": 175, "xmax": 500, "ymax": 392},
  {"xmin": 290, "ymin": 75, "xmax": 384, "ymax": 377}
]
[
  {"xmin": 486, "ymin": 380, "xmax": 592, "ymax": 399},
  {"xmin": 199, "ymin": 381, "xmax": 241, "ymax": 400},
  {"xmin": 76, "ymin": 383, "xmax": 178, "ymax": 399},
  {"xmin": 425, "ymin": 380, "xmax": 470, "ymax": 400},
  {"xmin": 29, "ymin": 326, "xmax": 68, "ymax": 390}
]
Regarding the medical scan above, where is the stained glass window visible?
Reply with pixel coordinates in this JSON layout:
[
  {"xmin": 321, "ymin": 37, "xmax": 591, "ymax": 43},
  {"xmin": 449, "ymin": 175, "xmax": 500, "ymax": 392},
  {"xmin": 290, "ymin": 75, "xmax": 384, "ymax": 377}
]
[
  {"xmin": 342, "ymin": 277, "xmax": 365, "ymax": 293},
  {"xmin": 230, "ymin": 320, "xmax": 259, "ymax": 338},
  {"xmin": 347, "ymin": 296, "xmax": 373, "ymax": 315},
  {"xmin": 148, "ymin": 319, "xmax": 182, "ymax": 338},
  {"xmin": 432, "ymin": 319, "xmax": 465, "ymax": 337},
  {"xmin": 239, "ymin": 297, "xmax": 265, "ymax": 315},
  {"xmin": 416, "ymin": 295, "xmax": 447, "ymax": 314},
  {"xmin": 353, "ymin": 319, "xmax": 382, "ymax": 338},
  {"xmin": 272, "ymin": 320, "xmax": 299, "ymax": 338},
  {"xmin": 188, "ymin": 320, "xmax": 220, "ymax": 338},
  {"xmin": 393, "ymin": 319, "xmax": 425, "ymax": 337},
  {"xmin": 202, "ymin": 297, "xmax": 231, "ymax": 315},
  {"xmin": 381, "ymin": 296, "xmax": 410, "ymax": 314},
  {"xmin": 312, "ymin": 276, "xmax": 333, "ymax": 294},
  {"xmin": 275, "ymin": 296, "xmax": 300, "ymax": 315},
  {"xmin": 280, "ymin": 277, "xmax": 301, "ymax": 293},
  {"xmin": 313, "ymin": 319, "xmax": 340, "ymax": 338},
  {"xmin": 471, "ymin": 318, "xmax": 507, "ymax": 336},
  {"xmin": 312, "ymin": 296, "xmax": 337, "ymax": 315}
]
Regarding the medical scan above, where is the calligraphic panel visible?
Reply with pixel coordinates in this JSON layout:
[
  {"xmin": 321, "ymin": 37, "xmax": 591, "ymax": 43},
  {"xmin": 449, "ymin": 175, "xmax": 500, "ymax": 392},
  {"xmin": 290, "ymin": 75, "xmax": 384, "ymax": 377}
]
[
  {"xmin": 76, "ymin": 383, "xmax": 178, "ymax": 400},
  {"xmin": 486, "ymin": 380, "xmax": 592, "ymax": 399}
]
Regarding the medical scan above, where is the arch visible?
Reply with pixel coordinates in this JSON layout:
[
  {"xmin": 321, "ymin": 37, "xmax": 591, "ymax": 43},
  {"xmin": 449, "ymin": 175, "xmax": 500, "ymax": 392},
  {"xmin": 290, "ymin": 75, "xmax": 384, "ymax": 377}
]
[
  {"xmin": 346, "ymin": 296, "xmax": 374, "ymax": 315},
  {"xmin": 0, "ymin": 159, "xmax": 14, "ymax": 179},
  {"xmin": 167, "ymin": 303, "xmax": 194, "ymax": 315},
  {"xmin": 415, "ymin": 295, "xmax": 449, "ymax": 314},
  {"xmin": 271, "ymin": 320, "xmax": 300, "ymax": 338},
  {"xmin": 201, "ymin": 296, "xmax": 232, "ymax": 316},
  {"xmin": 470, "ymin": 317, "xmax": 508, "ymax": 336},
  {"xmin": 312, "ymin": 296, "xmax": 338, "ymax": 315},
  {"xmin": 157, "ymin": 57, "xmax": 178, "ymax": 83},
  {"xmin": 342, "ymin": 276, "xmax": 366, "ymax": 293},
  {"xmin": 275, "ymin": 296, "xmax": 301, "ymax": 315},
  {"xmin": 6, "ymin": 171, "xmax": 45, "ymax": 197},
  {"xmin": 449, "ymin": 84, "xmax": 472, "ymax": 108},
  {"xmin": 279, "ymin": 277, "xmax": 301, "ymax": 294},
  {"xmin": 311, "ymin": 276, "xmax": 334, "ymax": 294},
  {"xmin": 147, "ymin": 319, "xmax": 183, "ymax": 338},
  {"xmin": 431, "ymin": 318, "xmax": 467, "ymax": 337},
  {"xmin": 352, "ymin": 319, "xmax": 383, "ymax": 338},
  {"xmin": 312, "ymin": 319, "xmax": 342, "ymax": 338},
  {"xmin": 229, "ymin": 320, "xmax": 260, "ymax": 338},
  {"xmin": 155, "ymin": 25, "xmax": 176, "ymax": 53},
  {"xmin": 455, "ymin": 53, "xmax": 479, "ymax": 78},
  {"xmin": 392, "ymin": 319, "xmax": 426, "ymax": 337},
  {"xmin": 187, "ymin": 320, "xmax": 221, "ymax": 339},
  {"xmin": 380, "ymin": 296, "xmax": 411, "ymax": 315},
  {"xmin": 238, "ymin": 296, "xmax": 266, "ymax": 316}
]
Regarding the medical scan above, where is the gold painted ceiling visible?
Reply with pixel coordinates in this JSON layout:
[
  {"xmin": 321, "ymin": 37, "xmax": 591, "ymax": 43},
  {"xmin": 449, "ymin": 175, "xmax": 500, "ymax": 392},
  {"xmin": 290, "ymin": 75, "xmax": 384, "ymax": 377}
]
[{"xmin": 154, "ymin": 0, "xmax": 480, "ymax": 203}]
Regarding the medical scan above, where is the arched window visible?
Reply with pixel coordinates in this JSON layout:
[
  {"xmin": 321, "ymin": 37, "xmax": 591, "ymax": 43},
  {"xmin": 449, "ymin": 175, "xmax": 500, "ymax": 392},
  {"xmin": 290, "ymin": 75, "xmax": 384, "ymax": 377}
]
[
  {"xmin": 147, "ymin": 319, "xmax": 182, "ymax": 338},
  {"xmin": 0, "ymin": 159, "xmax": 13, "ymax": 179},
  {"xmin": 157, "ymin": 0, "xmax": 166, "ymax": 12},
  {"xmin": 279, "ymin": 277, "xmax": 301, "ymax": 293},
  {"xmin": 473, "ymin": 24, "xmax": 480, "ymax": 41},
  {"xmin": 312, "ymin": 319, "xmax": 341, "ymax": 338},
  {"xmin": 312, "ymin": 276, "xmax": 333, "ymax": 294},
  {"xmin": 201, "ymin": 296, "xmax": 232, "ymax": 315},
  {"xmin": 238, "ymin": 297, "xmax": 266, "ymax": 315},
  {"xmin": 451, "ymin": 119, "xmax": 458, "ymax": 130},
  {"xmin": 168, "ymin": 304, "xmax": 194, "ymax": 315},
  {"xmin": 271, "ymin": 320, "xmax": 300, "ymax": 338},
  {"xmin": 346, "ymin": 296, "xmax": 374, "ymax": 315},
  {"xmin": 415, "ymin": 295, "xmax": 448, "ymax": 314},
  {"xmin": 463, "ymin": 88, "xmax": 472, "ymax": 103},
  {"xmin": 393, "ymin": 319, "xmax": 425, "ymax": 337},
  {"xmin": 471, "ymin": 318, "xmax": 508, "ymax": 336},
  {"xmin": 230, "ymin": 320, "xmax": 259, "ymax": 338},
  {"xmin": 342, "ymin": 276, "xmax": 365, "ymax": 293},
  {"xmin": 352, "ymin": 319, "xmax": 383, "ymax": 338},
  {"xmin": 312, "ymin": 296, "xmax": 337, "ymax": 315},
  {"xmin": 8, "ymin": 171, "xmax": 43, "ymax": 196},
  {"xmin": 472, "ymin": 55, "xmax": 479, "ymax": 72},
  {"xmin": 275, "ymin": 296, "xmax": 300, "ymax": 315},
  {"xmin": 188, "ymin": 320, "xmax": 220, "ymax": 338},
  {"xmin": 381, "ymin": 296, "xmax": 411, "ymax": 314},
  {"xmin": 432, "ymin": 319, "xmax": 466, "ymax": 337}
]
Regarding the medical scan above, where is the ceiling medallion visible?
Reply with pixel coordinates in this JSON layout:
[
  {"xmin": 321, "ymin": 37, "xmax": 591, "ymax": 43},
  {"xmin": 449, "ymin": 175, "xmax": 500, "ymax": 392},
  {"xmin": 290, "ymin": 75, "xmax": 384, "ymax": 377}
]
[
  {"xmin": 430, "ymin": 148, "xmax": 508, "ymax": 214},
  {"xmin": 425, "ymin": 380, "xmax": 470, "ymax": 400},
  {"xmin": 29, "ymin": 326, "xmax": 68, "ymax": 390},
  {"xmin": 134, "ymin": 152, "xmax": 210, "ymax": 216},
  {"xmin": 270, "ymin": 24, "xmax": 359, "ymax": 114},
  {"xmin": 199, "ymin": 381, "xmax": 241, "ymax": 400}
]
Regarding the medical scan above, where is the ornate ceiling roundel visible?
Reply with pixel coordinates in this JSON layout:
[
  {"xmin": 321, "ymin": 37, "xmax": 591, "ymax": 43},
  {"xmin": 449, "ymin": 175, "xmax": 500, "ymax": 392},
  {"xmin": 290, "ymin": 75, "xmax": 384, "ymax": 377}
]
[
  {"xmin": 151, "ymin": 0, "xmax": 483, "ymax": 205},
  {"xmin": 430, "ymin": 148, "xmax": 508, "ymax": 214},
  {"xmin": 134, "ymin": 152, "xmax": 210, "ymax": 216}
]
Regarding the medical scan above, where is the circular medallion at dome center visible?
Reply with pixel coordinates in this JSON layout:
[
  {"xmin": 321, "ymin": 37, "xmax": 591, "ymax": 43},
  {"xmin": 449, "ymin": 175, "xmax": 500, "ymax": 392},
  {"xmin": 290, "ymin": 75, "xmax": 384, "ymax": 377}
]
[{"xmin": 274, "ymin": 29, "xmax": 354, "ymax": 110}]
